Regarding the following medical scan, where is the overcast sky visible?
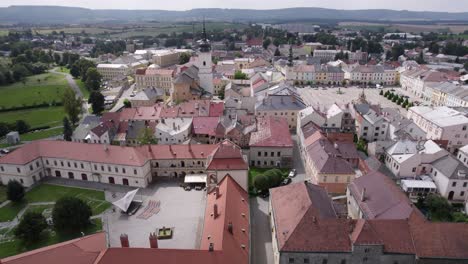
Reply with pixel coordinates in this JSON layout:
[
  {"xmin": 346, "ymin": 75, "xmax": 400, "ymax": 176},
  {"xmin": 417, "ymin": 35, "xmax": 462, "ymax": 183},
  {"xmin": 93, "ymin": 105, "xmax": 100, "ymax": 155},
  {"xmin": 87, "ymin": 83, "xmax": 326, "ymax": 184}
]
[{"xmin": 1, "ymin": 0, "xmax": 467, "ymax": 12}]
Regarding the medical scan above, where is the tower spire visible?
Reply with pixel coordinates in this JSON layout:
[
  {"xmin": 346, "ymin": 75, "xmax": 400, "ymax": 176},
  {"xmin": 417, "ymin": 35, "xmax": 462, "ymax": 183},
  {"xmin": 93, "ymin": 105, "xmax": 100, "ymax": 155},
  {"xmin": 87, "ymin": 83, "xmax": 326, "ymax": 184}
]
[{"xmin": 202, "ymin": 17, "xmax": 207, "ymax": 41}]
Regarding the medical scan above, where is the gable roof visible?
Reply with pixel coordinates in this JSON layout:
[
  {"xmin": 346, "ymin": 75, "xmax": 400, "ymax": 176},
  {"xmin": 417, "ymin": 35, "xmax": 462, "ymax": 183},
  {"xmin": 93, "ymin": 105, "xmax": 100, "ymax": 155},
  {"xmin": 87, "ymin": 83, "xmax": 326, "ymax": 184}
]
[
  {"xmin": 249, "ymin": 117, "xmax": 293, "ymax": 148},
  {"xmin": 206, "ymin": 140, "xmax": 248, "ymax": 170}
]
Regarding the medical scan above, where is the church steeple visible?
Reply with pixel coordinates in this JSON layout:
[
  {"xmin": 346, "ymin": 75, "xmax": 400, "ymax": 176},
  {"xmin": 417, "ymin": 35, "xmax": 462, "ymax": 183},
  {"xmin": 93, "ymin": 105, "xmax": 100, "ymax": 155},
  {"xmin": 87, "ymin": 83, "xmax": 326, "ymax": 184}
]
[{"xmin": 199, "ymin": 17, "xmax": 211, "ymax": 53}]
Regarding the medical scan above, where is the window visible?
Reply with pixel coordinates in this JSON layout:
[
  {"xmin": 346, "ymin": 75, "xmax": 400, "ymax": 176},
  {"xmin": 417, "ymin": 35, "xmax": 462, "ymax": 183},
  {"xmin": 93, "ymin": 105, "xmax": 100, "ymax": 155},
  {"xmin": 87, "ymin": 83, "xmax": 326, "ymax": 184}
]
[
  {"xmin": 46, "ymin": 160, "xmax": 49, "ymax": 165},
  {"xmin": 288, "ymin": 258, "xmax": 295, "ymax": 264},
  {"xmin": 29, "ymin": 165, "xmax": 33, "ymax": 171},
  {"xmin": 264, "ymin": 152, "xmax": 268, "ymax": 157},
  {"xmin": 17, "ymin": 167, "xmax": 21, "ymax": 173},
  {"xmin": 74, "ymin": 162, "xmax": 77, "ymax": 168},
  {"xmin": 271, "ymin": 152, "xmax": 274, "ymax": 157},
  {"xmin": 115, "ymin": 167, "xmax": 118, "ymax": 173},
  {"xmin": 341, "ymin": 260, "xmax": 346, "ymax": 264},
  {"xmin": 322, "ymin": 260, "xmax": 328, "ymax": 264},
  {"xmin": 20, "ymin": 179, "xmax": 24, "ymax": 184},
  {"xmin": 0, "ymin": 166, "xmax": 3, "ymax": 171},
  {"xmin": 54, "ymin": 160, "xmax": 57, "ymax": 166},
  {"xmin": 101, "ymin": 165, "xmax": 104, "ymax": 171},
  {"xmin": 134, "ymin": 169, "xmax": 137, "ymax": 175},
  {"xmin": 67, "ymin": 162, "xmax": 71, "ymax": 167},
  {"xmin": 412, "ymin": 167, "xmax": 416, "ymax": 172},
  {"xmin": 108, "ymin": 166, "xmax": 111, "ymax": 172},
  {"xmin": 60, "ymin": 161, "xmax": 64, "ymax": 167},
  {"xmin": 464, "ymin": 182, "xmax": 467, "ymax": 187},
  {"xmin": 123, "ymin": 168, "xmax": 126, "ymax": 174},
  {"xmin": 81, "ymin": 163, "xmax": 84, "ymax": 169},
  {"xmin": 258, "ymin": 152, "xmax": 261, "ymax": 157},
  {"xmin": 452, "ymin": 182, "xmax": 457, "ymax": 187},
  {"xmin": 277, "ymin": 152, "xmax": 281, "ymax": 157},
  {"xmin": 364, "ymin": 127, "xmax": 368, "ymax": 130},
  {"xmin": 36, "ymin": 161, "xmax": 39, "ymax": 167},
  {"xmin": 461, "ymin": 191, "xmax": 465, "ymax": 196}
]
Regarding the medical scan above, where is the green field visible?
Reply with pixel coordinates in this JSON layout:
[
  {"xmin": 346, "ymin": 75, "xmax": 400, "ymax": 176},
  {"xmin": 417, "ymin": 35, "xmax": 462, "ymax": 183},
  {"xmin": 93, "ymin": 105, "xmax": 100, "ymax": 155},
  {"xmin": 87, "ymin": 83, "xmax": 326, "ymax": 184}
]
[
  {"xmin": 56, "ymin": 67, "xmax": 70, "ymax": 74},
  {"xmin": 0, "ymin": 106, "xmax": 65, "ymax": 129},
  {"xmin": 76, "ymin": 79, "xmax": 90, "ymax": 99},
  {"xmin": 0, "ymin": 30, "xmax": 8, "ymax": 36},
  {"xmin": 0, "ymin": 184, "xmax": 111, "ymax": 222},
  {"xmin": 21, "ymin": 127, "xmax": 63, "ymax": 141},
  {"xmin": 0, "ymin": 73, "xmax": 68, "ymax": 109}
]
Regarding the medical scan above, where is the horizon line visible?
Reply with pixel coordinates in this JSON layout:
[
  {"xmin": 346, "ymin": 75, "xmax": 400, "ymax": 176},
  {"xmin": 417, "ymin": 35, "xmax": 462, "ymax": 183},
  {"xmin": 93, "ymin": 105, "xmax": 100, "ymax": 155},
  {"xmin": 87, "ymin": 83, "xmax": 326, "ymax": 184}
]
[{"xmin": 1, "ymin": 4, "xmax": 468, "ymax": 14}]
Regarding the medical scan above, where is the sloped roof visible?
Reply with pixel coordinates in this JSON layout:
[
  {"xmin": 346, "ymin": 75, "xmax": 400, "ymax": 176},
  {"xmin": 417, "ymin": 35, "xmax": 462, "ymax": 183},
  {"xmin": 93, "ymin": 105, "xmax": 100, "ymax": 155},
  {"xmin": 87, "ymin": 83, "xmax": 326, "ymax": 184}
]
[
  {"xmin": 348, "ymin": 171, "xmax": 415, "ymax": 219},
  {"xmin": 206, "ymin": 140, "xmax": 248, "ymax": 170},
  {"xmin": 249, "ymin": 117, "xmax": 293, "ymax": 148},
  {"xmin": 2, "ymin": 233, "xmax": 106, "ymax": 264}
]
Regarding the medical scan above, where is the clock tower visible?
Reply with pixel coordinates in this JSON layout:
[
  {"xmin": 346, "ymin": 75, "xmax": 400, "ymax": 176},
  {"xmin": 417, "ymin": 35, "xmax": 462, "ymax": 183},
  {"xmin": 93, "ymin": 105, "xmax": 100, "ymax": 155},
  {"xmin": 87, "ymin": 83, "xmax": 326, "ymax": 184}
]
[{"xmin": 196, "ymin": 19, "xmax": 214, "ymax": 95}]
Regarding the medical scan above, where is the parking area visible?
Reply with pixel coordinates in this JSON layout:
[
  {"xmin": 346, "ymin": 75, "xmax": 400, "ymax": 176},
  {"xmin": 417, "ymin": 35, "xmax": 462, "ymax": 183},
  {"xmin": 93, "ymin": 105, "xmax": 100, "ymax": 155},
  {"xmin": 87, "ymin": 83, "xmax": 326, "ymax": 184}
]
[
  {"xmin": 105, "ymin": 180, "xmax": 207, "ymax": 249},
  {"xmin": 298, "ymin": 86, "xmax": 417, "ymax": 116}
]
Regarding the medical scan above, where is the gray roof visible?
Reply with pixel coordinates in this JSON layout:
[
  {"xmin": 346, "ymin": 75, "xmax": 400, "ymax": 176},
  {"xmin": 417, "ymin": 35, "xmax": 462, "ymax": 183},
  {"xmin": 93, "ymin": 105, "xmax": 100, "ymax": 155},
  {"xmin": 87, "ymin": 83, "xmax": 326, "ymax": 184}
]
[
  {"xmin": 431, "ymin": 155, "xmax": 468, "ymax": 180},
  {"xmin": 126, "ymin": 120, "xmax": 147, "ymax": 140},
  {"xmin": 256, "ymin": 95, "xmax": 306, "ymax": 112},
  {"xmin": 133, "ymin": 87, "xmax": 164, "ymax": 100}
]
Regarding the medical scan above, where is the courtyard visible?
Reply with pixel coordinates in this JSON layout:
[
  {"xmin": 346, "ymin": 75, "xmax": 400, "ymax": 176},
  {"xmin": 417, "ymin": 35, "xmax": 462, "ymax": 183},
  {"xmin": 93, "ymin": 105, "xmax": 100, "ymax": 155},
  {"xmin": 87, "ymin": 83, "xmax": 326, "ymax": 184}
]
[
  {"xmin": 104, "ymin": 179, "xmax": 207, "ymax": 249},
  {"xmin": 298, "ymin": 86, "xmax": 420, "ymax": 116}
]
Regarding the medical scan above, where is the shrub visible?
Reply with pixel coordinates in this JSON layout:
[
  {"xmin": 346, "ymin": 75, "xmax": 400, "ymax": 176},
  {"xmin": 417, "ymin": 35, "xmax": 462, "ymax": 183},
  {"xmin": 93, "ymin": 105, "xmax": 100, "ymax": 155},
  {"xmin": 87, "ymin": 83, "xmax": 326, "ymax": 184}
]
[
  {"xmin": 52, "ymin": 197, "xmax": 92, "ymax": 233},
  {"xmin": 15, "ymin": 211, "xmax": 47, "ymax": 243}
]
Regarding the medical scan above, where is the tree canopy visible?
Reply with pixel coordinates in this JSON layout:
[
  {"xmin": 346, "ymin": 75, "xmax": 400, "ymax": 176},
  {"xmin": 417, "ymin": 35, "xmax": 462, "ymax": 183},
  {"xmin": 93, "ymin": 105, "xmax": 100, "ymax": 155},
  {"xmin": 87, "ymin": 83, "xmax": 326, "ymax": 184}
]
[
  {"xmin": 7, "ymin": 180, "xmax": 25, "ymax": 202},
  {"xmin": 15, "ymin": 211, "xmax": 48, "ymax": 243},
  {"xmin": 52, "ymin": 197, "xmax": 92, "ymax": 233}
]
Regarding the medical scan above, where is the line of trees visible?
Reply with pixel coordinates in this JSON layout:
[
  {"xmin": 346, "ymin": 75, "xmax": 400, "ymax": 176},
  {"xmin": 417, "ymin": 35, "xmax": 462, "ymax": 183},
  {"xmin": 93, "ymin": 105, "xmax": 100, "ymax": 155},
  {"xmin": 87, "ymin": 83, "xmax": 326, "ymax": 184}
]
[{"xmin": 381, "ymin": 90, "xmax": 414, "ymax": 109}]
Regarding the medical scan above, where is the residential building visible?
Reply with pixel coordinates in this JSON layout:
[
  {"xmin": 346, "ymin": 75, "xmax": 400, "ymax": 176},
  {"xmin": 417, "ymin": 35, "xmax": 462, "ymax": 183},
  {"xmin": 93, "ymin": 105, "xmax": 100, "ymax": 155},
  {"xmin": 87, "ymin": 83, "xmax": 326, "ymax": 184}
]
[
  {"xmin": 270, "ymin": 181, "xmax": 468, "ymax": 264},
  {"xmin": 384, "ymin": 140, "xmax": 447, "ymax": 178},
  {"xmin": 407, "ymin": 106, "xmax": 468, "ymax": 153},
  {"xmin": 400, "ymin": 68, "xmax": 450, "ymax": 99},
  {"xmin": 347, "ymin": 171, "xmax": 416, "ymax": 219},
  {"xmin": 344, "ymin": 64, "xmax": 397, "ymax": 85},
  {"xmin": 152, "ymin": 49, "xmax": 183, "ymax": 67},
  {"xmin": 430, "ymin": 155, "xmax": 468, "ymax": 201},
  {"xmin": 248, "ymin": 117, "xmax": 293, "ymax": 168},
  {"xmin": 129, "ymin": 87, "xmax": 164, "ymax": 107},
  {"xmin": 97, "ymin": 64, "xmax": 131, "ymax": 81},
  {"xmin": 135, "ymin": 66, "xmax": 174, "ymax": 95},
  {"xmin": 352, "ymin": 101, "xmax": 389, "ymax": 142},
  {"xmin": 155, "ymin": 118, "xmax": 192, "ymax": 144}
]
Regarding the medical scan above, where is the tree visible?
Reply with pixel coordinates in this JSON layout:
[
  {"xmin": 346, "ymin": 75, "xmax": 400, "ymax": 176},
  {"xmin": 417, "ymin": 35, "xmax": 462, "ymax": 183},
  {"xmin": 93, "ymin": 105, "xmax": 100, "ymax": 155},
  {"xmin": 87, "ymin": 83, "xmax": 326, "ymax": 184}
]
[
  {"xmin": 123, "ymin": 99, "xmax": 131, "ymax": 108},
  {"xmin": 262, "ymin": 38, "xmax": 271, "ymax": 49},
  {"xmin": 52, "ymin": 197, "xmax": 92, "ymax": 233},
  {"xmin": 264, "ymin": 169, "xmax": 283, "ymax": 188},
  {"xmin": 7, "ymin": 180, "xmax": 25, "ymax": 202},
  {"xmin": 274, "ymin": 48, "xmax": 280, "ymax": 56},
  {"xmin": 416, "ymin": 51, "xmax": 426, "ymax": 64},
  {"xmin": 70, "ymin": 63, "xmax": 80, "ymax": 78},
  {"xmin": 63, "ymin": 117, "xmax": 73, "ymax": 141},
  {"xmin": 138, "ymin": 127, "xmax": 157, "ymax": 145},
  {"xmin": 253, "ymin": 174, "xmax": 269, "ymax": 191},
  {"xmin": 379, "ymin": 90, "xmax": 384, "ymax": 96},
  {"xmin": 234, "ymin": 71, "xmax": 248, "ymax": 80},
  {"xmin": 85, "ymin": 68, "xmax": 101, "ymax": 91},
  {"xmin": 15, "ymin": 120, "xmax": 29, "ymax": 134},
  {"xmin": 15, "ymin": 212, "xmax": 47, "ymax": 243},
  {"xmin": 391, "ymin": 45, "xmax": 405, "ymax": 61},
  {"xmin": 179, "ymin": 53, "xmax": 191, "ymax": 65},
  {"xmin": 63, "ymin": 88, "xmax": 81, "ymax": 125},
  {"xmin": 88, "ymin": 91, "xmax": 105, "ymax": 115},
  {"xmin": 53, "ymin": 53, "xmax": 61, "ymax": 65},
  {"xmin": 0, "ymin": 122, "xmax": 9, "ymax": 137},
  {"xmin": 425, "ymin": 194, "xmax": 453, "ymax": 221}
]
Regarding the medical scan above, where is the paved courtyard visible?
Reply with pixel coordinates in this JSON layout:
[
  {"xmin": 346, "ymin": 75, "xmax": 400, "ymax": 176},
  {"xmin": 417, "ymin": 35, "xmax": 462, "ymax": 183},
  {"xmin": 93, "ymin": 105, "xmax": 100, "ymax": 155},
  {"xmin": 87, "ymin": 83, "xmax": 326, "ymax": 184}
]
[
  {"xmin": 104, "ymin": 180, "xmax": 207, "ymax": 249},
  {"xmin": 298, "ymin": 86, "xmax": 419, "ymax": 116}
]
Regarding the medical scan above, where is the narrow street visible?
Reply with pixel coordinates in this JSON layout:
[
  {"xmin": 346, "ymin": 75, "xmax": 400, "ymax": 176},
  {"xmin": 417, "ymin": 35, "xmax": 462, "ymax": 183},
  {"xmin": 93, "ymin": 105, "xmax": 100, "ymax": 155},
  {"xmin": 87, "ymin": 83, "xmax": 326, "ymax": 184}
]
[{"xmin": 250, "ymin": 135, "xmax": 306, "ymax": 264}]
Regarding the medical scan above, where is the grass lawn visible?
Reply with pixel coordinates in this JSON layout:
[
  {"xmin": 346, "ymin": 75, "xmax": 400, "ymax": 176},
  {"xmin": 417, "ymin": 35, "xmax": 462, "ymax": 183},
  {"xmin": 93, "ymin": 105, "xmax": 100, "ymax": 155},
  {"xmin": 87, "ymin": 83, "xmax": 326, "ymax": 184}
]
[
  {"xmin": 56, "ymin": 67, "xmax": 70, "ymax": 74},
  {"xmin": 26, "ymin": 184, "xmax": 111, "ymax": 215},
  {"xmin": 21, "ymin": 127, "xmax": 63, "ymax": 141},
  {"xmin": 0, "ymin": 201, "xmax": 27, "ymax": 222},
  {"xmin": 0, "ymin": 185, "xmax": 6, "ymax": 203},
  {"xmin": 0, "ymin": 73, "xmax": 68, "ymax": 109},
  {"xmin": 248, "ymin": 167, "xmax": 290, "ymax": 196},
  {"xmin": 24, "ymin": 204, "xmax": 54, "ymax": 216},
  {"xmin": 0, "ymin": 106, "xmax": 65, "ymax": 129},
  {"xmin": 75, "ymin": 79, "xmax": 90, "ymax": 99},
  {"xmin": 0, "ymin": 218, "xmax": 103, "ymax": 258},
  {"xmin": 0, "ymin": 184, "xmax": 110, "ymax": 222}
]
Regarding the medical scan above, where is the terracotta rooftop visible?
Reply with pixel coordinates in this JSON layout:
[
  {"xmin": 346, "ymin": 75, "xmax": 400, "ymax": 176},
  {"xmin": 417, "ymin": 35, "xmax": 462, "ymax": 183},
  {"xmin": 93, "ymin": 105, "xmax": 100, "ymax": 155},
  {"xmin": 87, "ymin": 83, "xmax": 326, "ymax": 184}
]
[
  {"xmin": 0, "ymin": 140, "xmax": 217, "ymax": 166},
  {"xmin": 192, "ymin": 117, "xmax": 219, "ymax": 136},
  {"xmin": 206, "ymin": 140, "xmax": 248, "ymax": 171},
  {"xmin": 1, "ymin": 233, "xmax": 106, "ymax": 264},
  {"xmin": 249, "ymin": 117, "xmax": 293, "ymax": 148}
]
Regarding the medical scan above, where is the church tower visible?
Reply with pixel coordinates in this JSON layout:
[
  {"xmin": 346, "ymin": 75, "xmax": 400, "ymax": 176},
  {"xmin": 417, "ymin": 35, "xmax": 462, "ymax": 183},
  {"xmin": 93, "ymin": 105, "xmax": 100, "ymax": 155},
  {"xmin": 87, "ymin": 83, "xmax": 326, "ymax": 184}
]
[{"xmin": 197, "ymin": 19, "xmax": 214, "ymax": 95}]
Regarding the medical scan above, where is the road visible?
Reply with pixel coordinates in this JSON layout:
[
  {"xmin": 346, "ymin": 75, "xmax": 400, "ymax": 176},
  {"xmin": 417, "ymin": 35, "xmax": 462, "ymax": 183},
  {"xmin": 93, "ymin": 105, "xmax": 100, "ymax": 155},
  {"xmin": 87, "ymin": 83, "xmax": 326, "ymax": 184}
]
[
  {"xmin": 50, "ymin": 68, "xmax": 89, "ymax": 117},
  {"xmin": 250, "ymin": 135, "xmax": 305, "ymax": 264},
  {"xmin": 110, "ymin": 84, "xmax": 135, "ymax": 112}
]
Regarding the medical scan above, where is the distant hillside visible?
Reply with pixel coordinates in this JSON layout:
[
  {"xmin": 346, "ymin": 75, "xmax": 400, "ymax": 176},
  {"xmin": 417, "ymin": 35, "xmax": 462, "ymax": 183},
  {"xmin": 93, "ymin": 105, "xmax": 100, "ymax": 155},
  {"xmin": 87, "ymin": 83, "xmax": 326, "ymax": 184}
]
[{"xmin": 1, "ymin": 5, "xmax": 468, "ymax": 24}]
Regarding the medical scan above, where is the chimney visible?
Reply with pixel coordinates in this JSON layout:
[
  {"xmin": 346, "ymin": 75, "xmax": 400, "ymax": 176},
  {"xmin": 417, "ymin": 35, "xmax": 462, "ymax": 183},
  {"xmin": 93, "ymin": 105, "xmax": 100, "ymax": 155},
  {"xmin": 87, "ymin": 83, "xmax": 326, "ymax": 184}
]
[
  {"xmin": 120, "ymin": 234, "xmax": 129, "ymax": 248},
  {"xmin": 104, "ymin": 145, "xmax": 109, "ymax": 152},
  {"xmin": 215, "ymin": 186, "xmax": 220, "ymax": 199},
  {"xmin": 228, "ymin": 222, "xmax": 233, "ymax": 234},
  {"xmin": 149, "ymin": 232, "xmax": 158, "ymax": 248},
  {"xmin": 148, "ymin": 145, "xmax": 152, "ymax": 152},
  {"xmin": 172, "ymin": 122, "xmax": 176, "ymax": 130},
  {"xmin": 209, "ymin": 243, "xmax": 214, "ymax": 252},
  {"xmin": 291, "ymin": 95, "xmax": 296, "ymax": 103},
  {"xmin": 361, "ymin": 188, "xmax": 366, "ymax": 202},
  {"xmin": 213, "ymin": 204, "xmax": 219, "ymax": 218}
]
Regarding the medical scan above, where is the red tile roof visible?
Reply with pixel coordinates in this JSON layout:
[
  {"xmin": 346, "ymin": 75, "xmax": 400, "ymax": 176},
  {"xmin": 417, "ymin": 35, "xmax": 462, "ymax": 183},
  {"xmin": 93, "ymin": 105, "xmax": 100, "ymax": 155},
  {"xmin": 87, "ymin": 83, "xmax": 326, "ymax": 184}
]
[
  {"xmin": 160, "ymin": 100, "xmax": 212, "ymax": 119},
  {"xmin": 207, "ymin": 140, "xmax": 248, "ymax": 170},
  {"xmin": 249, "ymin": 117, "xmax": 293, "ymax": 148},
  {"xmin": 209, "ymin": 102, "xmax": 224, "ymax": 117},
  {"xmin": 1, "ymin": 233, "xmax": 106, "ymax": 264},
  {"xmin": 192, "ymin": 117, "xmax": 220, "ymax": 136},
  {"xmin": 0, "ymin": 140, "xmax": 217, "ymax": 166}
]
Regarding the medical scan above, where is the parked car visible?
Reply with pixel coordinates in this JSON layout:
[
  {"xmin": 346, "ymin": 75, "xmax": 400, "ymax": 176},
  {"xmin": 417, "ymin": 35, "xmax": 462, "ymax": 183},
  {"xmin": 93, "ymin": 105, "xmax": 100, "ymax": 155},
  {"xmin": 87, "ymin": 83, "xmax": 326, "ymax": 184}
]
[
  {"xmin": 288, "ymin": 169, "xmax": 297, "ymax": 178},
  {"xmin": 260, "ymin": 191, "xmax": 269, "ymax": 198},
  {"xmin": 0, "ymin": 149, "xmax": 9, "ymax": 154},
  {"xmin": 184, "ymin": 185, "xmax": 192, "ymax": 191},
  {"xmin": 281, "ymin": 178, "xmax": 292, "ymax": 186},
  {"xmin": 195, "ymin": 185, "xmax": 203, "ymax": 191}
]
